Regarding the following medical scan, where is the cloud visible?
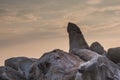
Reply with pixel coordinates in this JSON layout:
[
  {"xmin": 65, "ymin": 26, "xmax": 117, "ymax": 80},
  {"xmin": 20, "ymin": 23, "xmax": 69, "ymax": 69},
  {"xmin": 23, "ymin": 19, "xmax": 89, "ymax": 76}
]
[
  {"xmin": 86, "ymin": 0, "xmax": 103, "ymax": 4},
  {"xmin": 0, "ymin": 8, "xmax": 38, "ymax": 23},
  {"xmin": 0, "ymin": 0, "xmax": 120, "ymax": 48},
  {"xmin": 17, "ymin": 13, "xmax": 38, "ymax": 22},
  {"xmin": 88, "ymin": 21, "xmax": 120, "ymax": 31},
  {"xmin": 0, "ymin": 8, "xmax": 10, "ymax": 15},
  {"xmin": 0, "ymin": 27, "xmax": 66, "ymax": 48}
]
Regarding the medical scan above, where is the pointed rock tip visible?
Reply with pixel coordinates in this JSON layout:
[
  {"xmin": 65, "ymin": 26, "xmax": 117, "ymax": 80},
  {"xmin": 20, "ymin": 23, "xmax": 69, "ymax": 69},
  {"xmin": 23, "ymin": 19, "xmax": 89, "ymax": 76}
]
[
  {"xmin": 67, "ymin": 22, "xmax": 81, "ymax": 33},
  {"xmin": 91, "ymin": 41, "xmax": 101, "ymax": 46}
]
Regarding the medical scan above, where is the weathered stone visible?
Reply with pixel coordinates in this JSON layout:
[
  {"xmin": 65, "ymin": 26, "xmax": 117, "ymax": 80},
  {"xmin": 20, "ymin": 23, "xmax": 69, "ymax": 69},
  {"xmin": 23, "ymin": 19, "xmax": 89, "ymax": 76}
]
[
  {"xmin": 5, "ymin": 57, "xmax": 37, "ymax": 79},
  {"xmin": 117, "ymin": 63, "xmax": 120, "ymax": 66},
  {"xmin": 76, "ymin": 55, "xmax": 120, "ymax": 80},
  {"xmin": 0, "ymin": 66, "xmax": 26, "ymax": 80},
  {"xmin": 90, "ymin": 42, "xmax": 106, "ymax": 55},
  {"xmin": 67, "ymin": 22, "xmax": 89, "ymax": 52},
  {"xmin": 35, "ymin": 49, "xmax": 84, "ymax": 80},
  {"xmin": 5, "ymin": 57, "xmax": 28, "ymax": 70},
  {"xmin": 28, "ymin": 62, "xmax": 46, "ymax": 80},
  {"xmin": 107, "ymin": 47, "xmax": 120, "ymax": 64}
]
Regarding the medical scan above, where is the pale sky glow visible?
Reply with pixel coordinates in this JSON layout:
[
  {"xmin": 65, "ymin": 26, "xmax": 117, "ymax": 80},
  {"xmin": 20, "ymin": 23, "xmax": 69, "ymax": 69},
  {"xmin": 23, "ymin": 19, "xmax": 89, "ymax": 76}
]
[{"xmin": 0, "ymin": 0, "xmax": 120, "ymax": 65}]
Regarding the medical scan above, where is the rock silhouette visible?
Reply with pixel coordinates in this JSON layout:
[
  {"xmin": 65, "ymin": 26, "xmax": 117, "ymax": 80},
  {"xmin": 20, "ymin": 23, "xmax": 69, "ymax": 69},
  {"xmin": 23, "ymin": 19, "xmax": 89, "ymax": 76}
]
[
  {"xmin": 90, "ymin": 42, "xmax": 106, "ymax": 55},
  {"xmin": 67, "ymin": 22, "xmax": 89, "ymax": 52},
  {"xmin": 107, "ymin": 47, "xmax": 120, "ymax": 64},
  {"xmin": 0, "ymin": 22, "xmax": 120, "ymax": 80}
]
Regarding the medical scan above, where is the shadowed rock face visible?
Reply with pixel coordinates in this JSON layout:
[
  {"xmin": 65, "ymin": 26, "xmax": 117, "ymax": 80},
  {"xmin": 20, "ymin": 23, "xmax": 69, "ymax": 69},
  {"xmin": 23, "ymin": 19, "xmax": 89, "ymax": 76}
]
[
  {"xmin": 67, "ymin": 22, "xmax": 89, "ymax": 52},
  {"xmin": 0, "ymin": 66, "xmax": 26, "ymax": 80},
  {"xmin": 5, "ymin": 57, "xmax": 28, "ymax": 70},
  {"xmin": 107, "ymin": 47, "xmax": 120, "ymax": 64},
  {"xmin": 5, "ymin": 57, "xmax": 37, "ymax": 80},
  {"xmin": 90, "ymin": 42, "xmax": 106, "ymax": 55},
  {"xmin": 35, "ymin": 49, "xmax": 84, "ymax": 80},
  {"xmin": 28, "ymin": 62, "xmax": 46, "ymax": 80}
]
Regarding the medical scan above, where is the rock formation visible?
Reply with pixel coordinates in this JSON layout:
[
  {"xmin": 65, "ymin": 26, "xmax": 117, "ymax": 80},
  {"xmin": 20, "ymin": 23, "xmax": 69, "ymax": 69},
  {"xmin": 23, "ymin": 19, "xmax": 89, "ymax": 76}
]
[
  {"xmin": 28, "ymin": 61, "xmax": 46, "ymax": 80},
  {"xmin": 36, "ymin": 49, "xmax": 83, "ymax": 80},
  {"xmin": 107, "ymin": 47, "xmax": 120, "ymax": 64},
  {"xmin": 0, "ymin": 66, "xmax": 26, "ymax": 80},
  {"xmin": 76, "ymin": 55, "xmax": 120, "ymax": 80},
  {"xmin": 90, "ymin": 42, "xmax": 106, "ymax": 55},
  {"xmin": 67, "ymin": 22, "xmax": 89, "ymax": 52},
  {"xmin": 0, "ymin": 22, "xmax": 120, "ymax": 80},
  {"xmin": 5, "ymin": 57, "xmax": 37, "ymax": 79}
]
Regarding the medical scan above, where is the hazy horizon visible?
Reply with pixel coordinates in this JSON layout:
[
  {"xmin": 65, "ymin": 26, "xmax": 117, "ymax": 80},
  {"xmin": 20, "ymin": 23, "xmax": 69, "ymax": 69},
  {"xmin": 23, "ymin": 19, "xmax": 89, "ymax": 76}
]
[{"xmin": 1, "ymin": 0, "xmax": 120, "ymax": 65}]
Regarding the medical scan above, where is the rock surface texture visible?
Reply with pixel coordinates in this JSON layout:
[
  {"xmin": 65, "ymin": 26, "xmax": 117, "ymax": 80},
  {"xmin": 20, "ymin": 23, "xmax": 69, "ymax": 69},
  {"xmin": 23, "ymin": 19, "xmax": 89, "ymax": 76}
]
[
  {"xmin": 0, "ymin": 66, "xmax": 26, "ymax": 80},
  {"xmin": 0, "ymin": 22, "xmax": 120, "ymax": 80},
  {"xmin": 90, "ymin": 42, "xmax": 106, "ymax": 55},
  {"xmin": 36, "ymin": 49, "xmax": 83, "ymax": 80},
  {"xmin": 107, "ymin": 47, "xmax": 120, "ymax": 64},
  {"xmin": 5, "ymin": 57, "xmax": 37, "ymax": 80}
]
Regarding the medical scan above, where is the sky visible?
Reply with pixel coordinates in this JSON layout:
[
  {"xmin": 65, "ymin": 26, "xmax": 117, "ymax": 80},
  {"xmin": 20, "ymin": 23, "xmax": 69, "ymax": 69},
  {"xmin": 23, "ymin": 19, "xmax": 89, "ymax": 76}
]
[{"xmin": 0, "ymin": 0, "xmax": 120, "ymax": 65}]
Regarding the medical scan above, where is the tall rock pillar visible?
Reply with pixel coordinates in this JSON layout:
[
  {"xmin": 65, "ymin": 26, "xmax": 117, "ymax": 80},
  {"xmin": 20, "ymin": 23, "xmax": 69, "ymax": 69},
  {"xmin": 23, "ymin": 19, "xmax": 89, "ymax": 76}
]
[{"xmin": 67, "ymin": 22, "xmax": 89, "ymax": 52}]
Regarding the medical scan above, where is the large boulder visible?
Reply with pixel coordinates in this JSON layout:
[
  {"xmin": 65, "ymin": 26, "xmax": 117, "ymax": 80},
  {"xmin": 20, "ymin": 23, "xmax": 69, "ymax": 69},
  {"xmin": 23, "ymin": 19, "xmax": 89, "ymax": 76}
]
[
  {"xmin": 71, "ymin": 49, "xmax": 120, "ymax": 80},
  {"xmin": 90, "ymin": 42, "xmax": 106, "ymax": 55},
  {"xmin": 107, "ymin": 47, "xmax": 120, "ymax": 64},
  {"xmin": 5, "ymin": 57, "xmax": 37, "ymax": 79},
  {"xmin": 31, "ymin": 49, "xmax": 84, "ymax": 80},
  {"xmin": 67, "ymin": 22, "xmax": 89, "ymax": 52},
  {"xmin": 0, "ymin": 66, "xmax": 26, "ymax": 80},
  {"xmin": 76, "ymin": 56, "xmax": 120, "ymax": 80}
]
